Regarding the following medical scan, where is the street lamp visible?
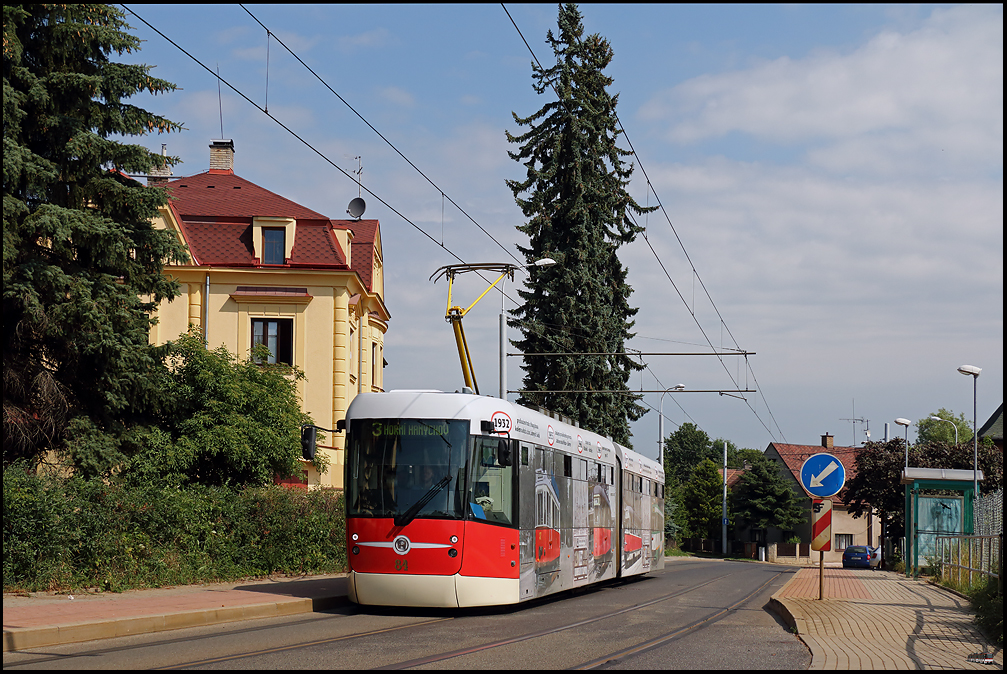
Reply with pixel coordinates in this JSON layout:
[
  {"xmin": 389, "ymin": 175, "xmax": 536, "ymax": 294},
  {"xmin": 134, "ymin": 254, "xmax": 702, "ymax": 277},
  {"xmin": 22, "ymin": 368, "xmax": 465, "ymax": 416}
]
[
  {"xmin": 929, "ymin": 415, "xmax": 958, "ymax": 445},
  {"xmin": 657, "ymin": 384, "xmax": 685, "ymax": 462},
  {"xmin": 894, "ymin": 418, "xmax": 911, "ymax": 468},
  {"xmin": 499, "ymin": 258, "xmax": 556, "ymax": 400},
  {"xmin": 957, "ymin": 364, "xmax": 981, "ymax": 497}
]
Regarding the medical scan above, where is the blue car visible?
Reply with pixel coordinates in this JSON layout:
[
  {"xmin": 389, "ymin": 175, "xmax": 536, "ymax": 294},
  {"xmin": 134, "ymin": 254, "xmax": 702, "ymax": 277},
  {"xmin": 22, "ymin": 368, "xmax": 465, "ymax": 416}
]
[{"xmin": 842, "ymin": 545, "xmax": 872, "ymax": 569}]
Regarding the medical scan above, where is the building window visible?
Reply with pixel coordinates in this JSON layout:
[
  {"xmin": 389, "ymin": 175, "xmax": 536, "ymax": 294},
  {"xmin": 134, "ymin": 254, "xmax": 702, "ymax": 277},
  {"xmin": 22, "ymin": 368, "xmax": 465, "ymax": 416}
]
[
  {"xmin": 252, "ymin": 318, "xmax": 293, "ymax": 364},
  {"xmin": 348, "ymin": 325, "xmax": 356, "ymax": 381},
  {"xmin": 371, "ymin": 342, "xmax": 377, "ymax": 387},
  {"xmin": 262, "ymin": 228, "xmax": 285, "ymax": 265},
  {"xmin": 835, "ymin": 533, "xmax": 854, "ymax": 551}
]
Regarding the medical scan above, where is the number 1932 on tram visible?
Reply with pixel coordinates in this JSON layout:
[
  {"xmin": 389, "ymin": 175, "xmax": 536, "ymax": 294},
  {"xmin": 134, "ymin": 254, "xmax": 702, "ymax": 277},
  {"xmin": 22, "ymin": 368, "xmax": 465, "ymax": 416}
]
[{"xmin": 343, "ymin": 389, "xmax": 665, "ymax": 608}]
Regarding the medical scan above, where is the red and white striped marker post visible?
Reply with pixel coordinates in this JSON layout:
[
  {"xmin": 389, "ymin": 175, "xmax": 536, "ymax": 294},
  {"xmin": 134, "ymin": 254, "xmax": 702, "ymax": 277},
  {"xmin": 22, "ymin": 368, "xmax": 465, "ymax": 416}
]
[{"xmin": 811, "ymin": 499, "xmax": 832, "ymax": 600}]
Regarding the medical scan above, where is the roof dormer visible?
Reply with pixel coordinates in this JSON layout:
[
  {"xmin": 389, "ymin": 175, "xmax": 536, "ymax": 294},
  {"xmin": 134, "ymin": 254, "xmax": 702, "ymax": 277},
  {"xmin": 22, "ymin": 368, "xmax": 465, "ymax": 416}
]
[{"xmin": 253, "ymin": 216, "xmax": 296, "ymax": 265}]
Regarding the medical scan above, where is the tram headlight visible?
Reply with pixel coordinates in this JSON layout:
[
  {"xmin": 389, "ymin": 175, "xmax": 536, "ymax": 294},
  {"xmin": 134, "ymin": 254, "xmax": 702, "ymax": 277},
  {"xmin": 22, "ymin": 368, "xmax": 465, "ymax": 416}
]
[
  {"xmin": 448, "ymin": 548, "xmax": 458, "ymax": 558},
  {"xmin": 450, "ymin": 535, "xmax": 458, "ymax": 544},
  {"xmin": 352, "ymin": 545, "xmax": 360, "ymax": 555},
  {"xmin": 351, "ymin": 533, "xmax": 359, "ymax": 541}
]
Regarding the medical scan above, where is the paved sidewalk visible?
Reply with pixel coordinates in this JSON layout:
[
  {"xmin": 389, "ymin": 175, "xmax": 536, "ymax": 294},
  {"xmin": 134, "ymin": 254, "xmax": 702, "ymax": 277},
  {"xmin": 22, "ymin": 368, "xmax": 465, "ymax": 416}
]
[
  {"xmin": 770, "ymin": 567, "xmax": 1003, "ymax": 670},
  {"xmin": 3, "ymin": 574, "xmax": 348, "ymax": 653}
]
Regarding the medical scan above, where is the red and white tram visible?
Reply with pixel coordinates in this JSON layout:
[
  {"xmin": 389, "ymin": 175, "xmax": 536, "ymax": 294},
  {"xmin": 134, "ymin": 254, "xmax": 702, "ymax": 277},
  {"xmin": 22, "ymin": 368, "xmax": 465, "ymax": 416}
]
[{"xmin": 343, "ymin": 389, "xmax": 665, "ymax": 607}]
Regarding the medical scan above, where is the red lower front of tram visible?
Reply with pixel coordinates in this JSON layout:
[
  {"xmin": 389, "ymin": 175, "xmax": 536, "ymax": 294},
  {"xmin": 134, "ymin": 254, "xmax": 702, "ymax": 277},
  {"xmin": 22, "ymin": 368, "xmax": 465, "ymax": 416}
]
[{"xmin": 346, "ymin": 517, "xmax": 519, "ymax": 607}]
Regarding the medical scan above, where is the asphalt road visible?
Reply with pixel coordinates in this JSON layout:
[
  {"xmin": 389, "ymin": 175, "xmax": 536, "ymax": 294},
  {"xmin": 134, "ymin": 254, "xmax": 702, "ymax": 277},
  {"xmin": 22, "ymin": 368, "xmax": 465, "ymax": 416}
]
[{"xmin": 3, "ymin": 558, "xmax": 811, "ymax": 670}]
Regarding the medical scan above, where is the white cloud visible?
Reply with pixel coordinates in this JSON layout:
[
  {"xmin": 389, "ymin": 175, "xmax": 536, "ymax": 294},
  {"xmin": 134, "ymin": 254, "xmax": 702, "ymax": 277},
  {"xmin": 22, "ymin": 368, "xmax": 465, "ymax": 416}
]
[
  {"xmin": 641, "ymin": 5, "xmax": 1002, "ymax": 177},
  {"xmin": 378, "ymin": 86, "xmax": 416, "ymax": 108},
  {"xmin": 337, "ymin": 27, "xmax": 393, "ymax": 53}
]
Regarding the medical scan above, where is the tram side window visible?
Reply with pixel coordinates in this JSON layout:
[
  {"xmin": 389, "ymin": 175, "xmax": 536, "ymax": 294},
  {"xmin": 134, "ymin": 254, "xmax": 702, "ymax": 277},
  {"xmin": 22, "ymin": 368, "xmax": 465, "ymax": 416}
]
[{"xmin": 469, "ymin": 436, "xmax": 515, "ymax": 526}]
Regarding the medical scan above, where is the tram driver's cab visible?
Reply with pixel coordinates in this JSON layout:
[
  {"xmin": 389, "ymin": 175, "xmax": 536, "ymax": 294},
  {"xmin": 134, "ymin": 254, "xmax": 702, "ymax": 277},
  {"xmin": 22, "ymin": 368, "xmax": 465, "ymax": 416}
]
[{"xmin": 469, "ymin": 436, "xmax": 515, "ymax": 526}]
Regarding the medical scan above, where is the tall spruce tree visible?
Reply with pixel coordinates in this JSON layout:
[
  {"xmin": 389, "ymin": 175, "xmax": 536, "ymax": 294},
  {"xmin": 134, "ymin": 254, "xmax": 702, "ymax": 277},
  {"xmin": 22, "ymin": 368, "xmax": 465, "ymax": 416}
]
[
  {"xmin": 505, "ymin": 3, "xmax": 654, "ymax": 445},
  {"xmin": 3, "ymin": 4, "xmax": 185, "ymax": 474}
]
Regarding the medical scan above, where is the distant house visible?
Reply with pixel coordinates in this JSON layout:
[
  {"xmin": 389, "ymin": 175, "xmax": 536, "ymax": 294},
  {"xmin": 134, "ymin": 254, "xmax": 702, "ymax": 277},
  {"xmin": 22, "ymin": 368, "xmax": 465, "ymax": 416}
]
[
  {"xmin": 147, "ymin": 140, "xmax": 389, "ymax": 489},
  {"xmin": 978, "ymin": 403, "xmax": 1003, "ymax": 453},
  {"xmin": 763, "ymin": 434, "xmax": 882, "ymax": 562}
]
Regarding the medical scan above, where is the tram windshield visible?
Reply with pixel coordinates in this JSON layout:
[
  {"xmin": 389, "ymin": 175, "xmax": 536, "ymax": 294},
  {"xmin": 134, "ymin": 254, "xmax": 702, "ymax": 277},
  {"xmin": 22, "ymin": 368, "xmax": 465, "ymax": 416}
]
[{"xmin": 346, "ymin": 419, "xmax": 469, "ymax": 521}]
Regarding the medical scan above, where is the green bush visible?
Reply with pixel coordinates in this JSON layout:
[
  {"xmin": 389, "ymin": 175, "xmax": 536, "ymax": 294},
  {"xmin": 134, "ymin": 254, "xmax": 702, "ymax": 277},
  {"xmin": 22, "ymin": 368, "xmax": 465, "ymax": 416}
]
[
  {"xmin": 970, "ymin": 577, "xmax": 1003, "ymax": 646},
  {"xmin": 3, "ymin": 463, "xmax": 346, "ymax": 593}
]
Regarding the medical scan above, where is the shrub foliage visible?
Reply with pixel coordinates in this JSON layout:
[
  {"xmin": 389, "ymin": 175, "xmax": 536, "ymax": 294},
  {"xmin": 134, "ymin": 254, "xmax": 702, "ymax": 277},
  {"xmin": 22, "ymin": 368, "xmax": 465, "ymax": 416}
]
[{"xmin": 3, "ymin": 463, "xmax": 346, "ymax": 593}]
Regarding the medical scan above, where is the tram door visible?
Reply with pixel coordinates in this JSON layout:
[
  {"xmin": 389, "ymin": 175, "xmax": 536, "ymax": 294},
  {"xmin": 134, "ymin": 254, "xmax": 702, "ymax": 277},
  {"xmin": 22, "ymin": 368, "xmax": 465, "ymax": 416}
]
[
  {"xmin": 615, "ymin": 457, "xmax": 624, "ymax": 578},
  {"xmin": 517, "ymin": 442, "xmax": 537, "ymax": 601}
]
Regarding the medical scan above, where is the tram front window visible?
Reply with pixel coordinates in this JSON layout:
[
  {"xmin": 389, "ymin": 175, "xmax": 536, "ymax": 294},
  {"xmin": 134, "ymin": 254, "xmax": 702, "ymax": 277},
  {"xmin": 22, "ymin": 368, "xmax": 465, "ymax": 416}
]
[
  {"xmin": 346, "ymin": 419, "xmax": 468, "ymax": 521},
  {"xmin": 468, "ymin": 436, "xmax": 515, "ymax": 526}
]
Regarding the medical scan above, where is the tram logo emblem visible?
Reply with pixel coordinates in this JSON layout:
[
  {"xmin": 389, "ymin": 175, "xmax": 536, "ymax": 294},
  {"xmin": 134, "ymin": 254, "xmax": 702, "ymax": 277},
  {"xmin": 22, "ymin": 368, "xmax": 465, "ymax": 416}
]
[
  {"xmin": 490, "ymin": 411, "xmax": 512, "ymax": 435},
  {"xmin": 392, "ymin": 535, "xmax": 411, "ymax": 555},
  {"xmin": 547, "ymin": 425, "xmax": 555, "ymax": 446}
]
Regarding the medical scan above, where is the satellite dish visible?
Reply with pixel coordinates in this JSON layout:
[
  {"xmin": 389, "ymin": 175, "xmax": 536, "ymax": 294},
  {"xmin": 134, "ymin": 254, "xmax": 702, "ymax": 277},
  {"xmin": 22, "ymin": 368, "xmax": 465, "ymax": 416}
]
[{"xmin": 347, "ymin": 197, "xmax": 366, "ymax": 219}]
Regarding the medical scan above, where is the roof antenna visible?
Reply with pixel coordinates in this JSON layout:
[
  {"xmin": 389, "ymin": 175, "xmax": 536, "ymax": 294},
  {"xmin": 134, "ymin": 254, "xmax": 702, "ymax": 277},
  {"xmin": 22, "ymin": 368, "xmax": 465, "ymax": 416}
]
[
  {"xmin": 346, "ymin": 156, "xmax": 365, "ymax": 219},
  {"xmin": 217, "ymin": 63, "xmax": 224, "ymax": 138},
  {"xmin": 264, "ymin": 30, "xmax": 271, "ymax": 114}
]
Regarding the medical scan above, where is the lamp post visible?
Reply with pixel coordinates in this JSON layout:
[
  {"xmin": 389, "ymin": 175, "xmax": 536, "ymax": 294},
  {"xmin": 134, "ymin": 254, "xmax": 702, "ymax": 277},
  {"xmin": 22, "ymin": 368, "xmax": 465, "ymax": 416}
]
[
  {"xmin": 957, "ymin": 364, "xmax": 981, "ymax": 497},
  {"xmin": 499, "ymin": 258, "xmax": 556, "ymax": 400},
  {"xmin": 895, "ymin": 418, "xmax": 911, "ymax": 468},
  {"xmin": 657, "ymin": 384, "xmax": 685, "ymax": 463},
  {"xmin": 929, "ymin": 415, "xmax": 958, "ymax": 445}
]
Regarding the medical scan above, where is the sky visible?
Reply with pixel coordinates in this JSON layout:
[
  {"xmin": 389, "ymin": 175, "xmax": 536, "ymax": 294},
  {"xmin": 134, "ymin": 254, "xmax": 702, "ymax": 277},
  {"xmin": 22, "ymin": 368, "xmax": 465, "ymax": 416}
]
[{"xmin": 117, "ymin": 4, "xmax": 1003, "ymax": 462}]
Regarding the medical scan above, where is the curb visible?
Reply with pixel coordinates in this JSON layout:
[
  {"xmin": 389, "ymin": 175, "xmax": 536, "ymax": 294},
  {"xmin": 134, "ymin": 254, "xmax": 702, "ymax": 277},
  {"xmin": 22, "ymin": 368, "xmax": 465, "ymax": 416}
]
[{"xmin": 2, "ymin": 595, "xmax": 345, "ymax": 653}]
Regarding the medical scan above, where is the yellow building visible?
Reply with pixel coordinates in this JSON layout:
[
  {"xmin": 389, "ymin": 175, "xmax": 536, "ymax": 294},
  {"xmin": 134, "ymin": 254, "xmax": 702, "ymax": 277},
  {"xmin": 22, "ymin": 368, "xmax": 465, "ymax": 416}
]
[{"xmin": 148, "ymin": 140, "xmax": 389, "ymax": 489}]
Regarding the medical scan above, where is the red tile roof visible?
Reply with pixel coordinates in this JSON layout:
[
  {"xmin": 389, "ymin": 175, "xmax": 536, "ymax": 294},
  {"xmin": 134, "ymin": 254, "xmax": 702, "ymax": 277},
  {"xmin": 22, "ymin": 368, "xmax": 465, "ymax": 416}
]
[
  {"xmin": 165, "ymin": 171, "xmax": 328, "ymax": 220},
  {"xmin": 344, "ymin": 219, "xmax": 380, "ymax": 291},
  {"xmin": 768, "ymin": 442, "xmax": 866, "ymax": 504},
  {"xmin": 718, "ymin": 467, "xmax": 747, "ymax": 490},
  {"xmin": 161, "ymin": 171, "xmax": 362, "ymax": 272}
]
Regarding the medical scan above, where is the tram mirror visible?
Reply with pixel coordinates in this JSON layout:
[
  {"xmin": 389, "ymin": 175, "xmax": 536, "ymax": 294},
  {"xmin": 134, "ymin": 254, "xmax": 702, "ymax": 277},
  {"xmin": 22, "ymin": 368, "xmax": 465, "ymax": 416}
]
[{"xmin": 498, "ymin": 439, "xmax": 513, "ymax": 467}]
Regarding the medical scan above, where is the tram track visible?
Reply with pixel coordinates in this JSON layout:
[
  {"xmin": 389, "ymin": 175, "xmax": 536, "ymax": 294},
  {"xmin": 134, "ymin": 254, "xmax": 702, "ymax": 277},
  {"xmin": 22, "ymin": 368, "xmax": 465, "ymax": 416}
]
[
  {"xmin": 163, "ymin": 568, "xmax": 779, "ymax": 669},
  {"xmin": 145, "ymin": 570, "xmax": 737, "ymax": 670},
  {"xmin": 5, "ymin": 566, "xmax": 789, "ymax": 670},
  {"xmin": 376, "ymin": 569, "xmax": 768, "ymax": 670}
]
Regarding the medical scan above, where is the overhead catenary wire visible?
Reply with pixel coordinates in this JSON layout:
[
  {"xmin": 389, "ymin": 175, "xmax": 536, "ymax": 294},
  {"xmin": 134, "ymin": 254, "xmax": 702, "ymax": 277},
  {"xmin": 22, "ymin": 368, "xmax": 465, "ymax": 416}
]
[
  {"xmin": 502, "ymin": 3, "xmax": 786, "ymax": 442},
  {"xmin": 239, "ymin": 4, "xmax": 521, "ymax": 267},
  {"xmin": 122, "ymin": 5, "xmax": 472, "ymax": 272}
]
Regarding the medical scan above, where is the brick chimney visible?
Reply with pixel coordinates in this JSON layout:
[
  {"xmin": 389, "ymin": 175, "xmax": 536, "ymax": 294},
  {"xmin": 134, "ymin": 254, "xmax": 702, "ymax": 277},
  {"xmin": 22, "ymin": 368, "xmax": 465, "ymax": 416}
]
[
  {"xmin": 147, "ymin": 143, "xmax": 172, "ymax": 186},
  {"xmin": 209, "ymin": 139, "xmax": 234, "ymax": 172},
  {"xmin": 821, "ymin": 433, "xmax": 834, "ymax": 449}
]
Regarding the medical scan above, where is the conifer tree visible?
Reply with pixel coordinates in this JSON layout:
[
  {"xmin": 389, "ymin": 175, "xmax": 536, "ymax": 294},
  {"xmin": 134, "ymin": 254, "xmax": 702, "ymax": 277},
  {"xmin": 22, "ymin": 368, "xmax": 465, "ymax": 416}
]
[
  {"xmin": 731, "ymin": 454, "xmax": 805, "ymax": 533},
  {"xmin": 682, "ymin": 458, "xmax": 725, "ymax": 540},
  {"xmin": 3, "ymin": 4, "xmax": 185, "ymax": 473},
  {"xmin": 505, "ymin": 3, "xmax": 654, "ymax": 445}
]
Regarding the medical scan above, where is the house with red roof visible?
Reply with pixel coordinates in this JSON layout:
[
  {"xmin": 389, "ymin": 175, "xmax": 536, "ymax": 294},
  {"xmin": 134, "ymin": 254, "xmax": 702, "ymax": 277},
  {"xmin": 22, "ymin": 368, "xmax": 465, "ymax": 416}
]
[
  {"xmin": 763, "ymin": 434, "xmax": 881, "ymax": 563},
  {"xmin": 147, "ymin": 140, "xmax": 389, "ymax": 489}
]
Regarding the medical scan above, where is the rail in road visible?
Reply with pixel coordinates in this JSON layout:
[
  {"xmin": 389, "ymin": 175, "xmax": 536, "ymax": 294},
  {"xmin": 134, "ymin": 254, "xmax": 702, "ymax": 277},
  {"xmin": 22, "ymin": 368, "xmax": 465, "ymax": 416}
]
[{"xmin": 4, "ymin": 561, "xmax": 807, "ymax": 670}]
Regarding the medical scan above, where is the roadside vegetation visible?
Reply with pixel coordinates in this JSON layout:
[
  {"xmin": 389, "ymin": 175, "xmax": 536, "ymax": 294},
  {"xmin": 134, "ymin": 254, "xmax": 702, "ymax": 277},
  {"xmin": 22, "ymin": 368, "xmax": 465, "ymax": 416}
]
[
  {"xmin": 3, "ymin": 463, "xmax": 346, "ymax": 593},
  {"xmin": 933, "ymin": 569, "xmax": 1003, "ymax": 647}
]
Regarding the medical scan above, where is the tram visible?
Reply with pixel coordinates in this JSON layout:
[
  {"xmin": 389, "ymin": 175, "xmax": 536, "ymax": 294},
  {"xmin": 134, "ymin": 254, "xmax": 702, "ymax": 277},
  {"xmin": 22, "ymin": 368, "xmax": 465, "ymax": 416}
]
[{"xmin": 342, "ymin": 389, "xmax": 664, "ymax": 607}]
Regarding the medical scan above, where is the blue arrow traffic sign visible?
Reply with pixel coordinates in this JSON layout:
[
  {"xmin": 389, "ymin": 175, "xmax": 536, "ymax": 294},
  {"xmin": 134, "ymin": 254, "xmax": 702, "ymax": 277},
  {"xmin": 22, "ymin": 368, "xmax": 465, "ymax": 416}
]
[{"xmin": 799, "ymin": 453, "xmax": 846, "ymax": 498}]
